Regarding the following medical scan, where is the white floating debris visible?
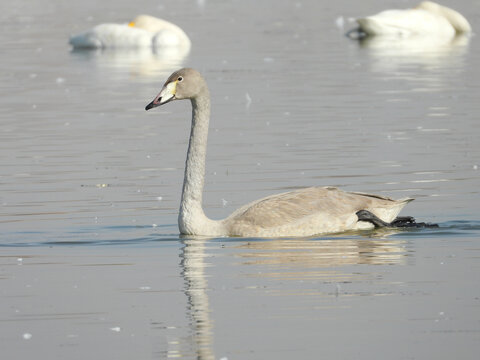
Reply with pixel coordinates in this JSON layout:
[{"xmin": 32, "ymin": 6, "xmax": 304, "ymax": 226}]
[
  {"xmin": 335, "ymin": 16, "xmax": 345, "ymax": 30},
  {"xmin": 152, "ymin": 224, "xmax": 158, "ymax": 228},
  {"xmin": 22, "ymin": 333, "xmax": 32, "ymax": 340},
  {"xmin": 17, "ymin": 258, "xmax": 23, "ymax": 262},
  {"xmin": 335, "ymin": 284, "xmax": 341, "ymax": 296},
  {"xmin": 222, "ymin": 199, "xmax": 228, "ymax": 207},
  {"xmin": 245, "ymin": 92, "xmax": 252, "ymax": 109},
  {"xmin": 56, "ymin": 77, "xmax": 66, "ymax": 84},
  {"xmin": 156, "ymin": 196, "xmax": 163, "ymax": 201},
  {"xmin": 95, "ymin": 183, "xmax": 108, "ymax": 188},
  {"xmin": 139, "ymin": 286, "xmax": 151, "ymax": 290},
  {"xmin": 473, "ymin": 165, "xmax": 478, "ymax": 170},
  {"xmin": 110, "ymin": 327, "xmax": 121, "ymax": 332}
]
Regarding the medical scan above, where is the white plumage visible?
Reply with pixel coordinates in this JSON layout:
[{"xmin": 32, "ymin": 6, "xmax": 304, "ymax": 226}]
[
  {"xmin": 356, "ymin": 1, "xmax": 471, "ymax": 38},
  {"xmin": 69, "ymin": 15, "xmax": 191, "ymax": 51}
]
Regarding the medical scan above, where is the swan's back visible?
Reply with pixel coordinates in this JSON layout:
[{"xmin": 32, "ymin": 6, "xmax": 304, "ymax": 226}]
[
  {"xmin": 357, "ymin": 9, "xmax": 454, "ymax": 37},
  {"xmin": 224, "ymin": 187, "xmax": 412, "ymax": 237},
  {"xmin": 70, "ymin": 24, "xmax": 154, "ymax": 49}
]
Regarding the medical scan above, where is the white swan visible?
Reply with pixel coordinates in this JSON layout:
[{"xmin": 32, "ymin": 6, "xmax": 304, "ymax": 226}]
[
  {"xmin": 355, "ymin": 1, "xmax": 471, "ymax": 38},
  {"xmin": 69, "ymin": 15, "xmax": 191, "ymax": 51},
  {"xmin": 145, "ymin": 68, "xmax": 418, "ymax": 237}
]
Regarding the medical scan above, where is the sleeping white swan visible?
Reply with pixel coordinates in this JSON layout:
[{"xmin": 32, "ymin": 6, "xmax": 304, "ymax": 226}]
[
  {"xmin": 69, "ymin": 15, "xmax": 191, "ymax": 51},
  {"xmin": 145, "ymin": 68, "xmax": 425, "ymax": 237},
  {"xmin": 354, "ymin": 1, "xmax": 471, "ymax": 38}
]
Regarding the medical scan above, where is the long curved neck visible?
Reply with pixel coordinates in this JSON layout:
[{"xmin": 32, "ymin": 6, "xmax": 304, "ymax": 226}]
[
  {"xmin": 178, "ymin": 89, "xmax": 224, "ymax": 235},
  {"xmin": 182, "ymin": 93, "xmax": 210, "ymax": 212}
]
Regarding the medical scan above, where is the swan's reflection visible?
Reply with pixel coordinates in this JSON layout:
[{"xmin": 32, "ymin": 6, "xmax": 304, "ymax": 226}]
[
  {"xmin": 178, "ymin": 232, "xmax": 408, "ymax": 359},
  {"xmin": 70, "ymin": 47, "xmax": 189, "ymax": 79},
  {"xmin": 180, "ymin": 238, "xmax": 215, "ymax": 360},
  {"xmin": 357, "ymin": 34, "xmax": 470, "ymax": 84},
  {"xmin": 235, "ymin": 236, "xmax": 407, "ymax": 269}
]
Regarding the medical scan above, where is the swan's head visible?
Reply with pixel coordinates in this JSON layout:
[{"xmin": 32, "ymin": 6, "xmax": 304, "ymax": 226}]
[{"xmin": 145, "ymin": 68, "xmax": 207, "ymax": 110}]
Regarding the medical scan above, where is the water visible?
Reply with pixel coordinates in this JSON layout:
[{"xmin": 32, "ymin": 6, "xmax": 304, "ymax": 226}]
[{"xmin": 1, "ymin": 0, "xmax": 479, "ymax": 358}]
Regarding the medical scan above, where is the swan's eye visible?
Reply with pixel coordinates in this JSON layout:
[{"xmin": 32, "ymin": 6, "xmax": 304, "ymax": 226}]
[{"xmin": 177, "ymin": 76, "xmax": 183, "ymax": 82}]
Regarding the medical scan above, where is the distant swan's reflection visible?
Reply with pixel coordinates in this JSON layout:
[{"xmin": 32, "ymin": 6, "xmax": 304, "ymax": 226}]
[
  {"xmin": 70, "ymin": 47, "xmax": 189, "ymax": 79},
  {"xmin": 358, "ymin": 34, "xmax": 470, "ymax": 83},
  {"xmin": 179, "ymin": 233, "xmax": 408, "ymax": 359}
]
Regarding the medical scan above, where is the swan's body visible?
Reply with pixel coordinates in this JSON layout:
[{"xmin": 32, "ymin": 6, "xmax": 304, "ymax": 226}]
[
  {"xmin": 356, "ymin": 1, "xmax": 471, "ymax": 37},
  {"xmin": 145, "ymin": 68, "xmax": 414, "ymax": 237},
  {"xmin": 69, "ymin": 15, "xmax": 191, "ymax": 51}
]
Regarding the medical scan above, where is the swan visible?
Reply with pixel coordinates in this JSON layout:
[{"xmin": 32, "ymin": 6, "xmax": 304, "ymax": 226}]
[
  {"xmin": 352, "ymin": 1, "xmax": 471, "ymax": 38},
  {"xmin": 69, "ymin": 15, "xmax": 191, "ymax": 51},
  {"xmin": 145, "ymin": 68, "xmax": 427, "ymax": 237}
]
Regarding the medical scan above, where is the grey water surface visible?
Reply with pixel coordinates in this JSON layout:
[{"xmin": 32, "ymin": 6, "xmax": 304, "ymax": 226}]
[{"xmin": 1, "ymin": 0, "xmax": 479, "ymax": 359}]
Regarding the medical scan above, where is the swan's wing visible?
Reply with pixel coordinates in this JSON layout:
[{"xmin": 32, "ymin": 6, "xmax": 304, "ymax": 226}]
[{"xmin": 225, "ymin": 186, "xmax": 412, "ymax": 231}]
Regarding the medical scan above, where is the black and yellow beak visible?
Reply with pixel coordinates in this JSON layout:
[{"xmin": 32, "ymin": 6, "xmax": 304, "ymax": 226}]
[{"xmin": 145, "ymin": 81, "xmax": 178, "ymax": 111}]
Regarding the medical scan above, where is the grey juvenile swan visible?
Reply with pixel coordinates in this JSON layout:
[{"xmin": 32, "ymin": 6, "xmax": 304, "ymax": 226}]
[{"xmin": 145, "ymin": 68, "xmax": 428, "ymax": 237}]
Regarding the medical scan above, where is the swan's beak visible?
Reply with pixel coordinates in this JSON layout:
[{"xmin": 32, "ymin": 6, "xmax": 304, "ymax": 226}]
[{"xmin": 145, "ymin": 81, "xmax": 177, "ymax": 111}]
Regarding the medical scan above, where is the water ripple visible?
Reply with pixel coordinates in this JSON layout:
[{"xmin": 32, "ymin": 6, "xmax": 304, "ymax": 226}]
[{"xmin": 2, "ymin": 221, "xmax": 479, "ymax": 247}]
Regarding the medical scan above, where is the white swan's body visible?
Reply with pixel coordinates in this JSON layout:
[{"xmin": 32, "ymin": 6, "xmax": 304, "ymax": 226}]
[
  {"xmin": 145, "ymin": 68, "xmax": 414, "ymax": 237},
  {"xmin": 356, "ymin": 1, "xmax": 471, "ymax": 37},
  {"xmin": 69, "ymin": 15, "xmax": 191, "ymax": 51}
]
